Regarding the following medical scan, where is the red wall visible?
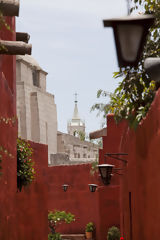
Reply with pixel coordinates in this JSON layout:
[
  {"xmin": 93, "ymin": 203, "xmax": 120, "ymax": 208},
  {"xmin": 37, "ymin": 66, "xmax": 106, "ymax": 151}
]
[
  {"xmin": 0, "ymin": 16, "xmax": 48, "ymax": 240},
  {"xmin": 0, "ymin": 16, "xmax": 17, "ymax": 240},
  {"xmin": 48, "ymin": 162, "xmax": 120, "ymax": 240},
  {"xmin": 15, "ymin": 141, "xmax": 48, "ymax": 240},
  {"xmin": 0, "ymin": 15, "xmax": 120, "ymax": 240},
  {"xmin": 102, "ymin": 89, "xmax": 160, "ymax": 240},
  {"xmin": 119, "ymin": 89, "xmax": 160, "ymax": 240},
  {"xmin": 0, "ymin": 15, "xmax": 126, "ymax": 240}
]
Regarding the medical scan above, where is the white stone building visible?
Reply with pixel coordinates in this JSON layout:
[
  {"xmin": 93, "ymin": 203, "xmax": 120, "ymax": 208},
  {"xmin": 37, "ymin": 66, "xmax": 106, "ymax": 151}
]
[
  {"xmin": 52, "ymin": 98, "xmax": 99, "ymax": 165},
  {"xmin": 57, "ymin": 131, "xmax": 98, "ymax": 162},
  {"xmin": 16, "ymin": 55, "xmax": 57, "ymax": 163},
  {"xmin": 67, "ymin": 95, "xmax": 85, "ymax": 137}
]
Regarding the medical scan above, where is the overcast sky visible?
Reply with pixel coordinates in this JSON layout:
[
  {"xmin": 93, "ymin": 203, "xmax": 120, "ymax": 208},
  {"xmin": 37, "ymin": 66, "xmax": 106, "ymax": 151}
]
[{"xmin": 17, "ymin": 0, "xmax": 127, "ymax": 135}]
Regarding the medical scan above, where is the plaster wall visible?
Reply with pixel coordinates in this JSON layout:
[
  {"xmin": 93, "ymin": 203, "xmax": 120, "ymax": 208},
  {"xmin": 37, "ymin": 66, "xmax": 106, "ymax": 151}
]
[
  {"xmin": 101, "ymin": 90, "xmax": 160, "ymax": 240},
  {"xmin": 15, "ymin": 141, "xmax": 48, "ymax": 240},
  {"xmin": 0, "ymin": 16, "xmax": 48, "ymax": 240},
  {"xmin": 0, "ymin": 16, "xmax": 17, "ymax": 240},
  {"xmin": 48, "ymin": 163, "xmax": 120, "ymax": 240},
  {"xmin": 16, "ymin": 58, "xmax": 58, "ymax": 162},
  {"xmin": 119, "ymin": 89, "xmax": 160, "ymax": 240}
]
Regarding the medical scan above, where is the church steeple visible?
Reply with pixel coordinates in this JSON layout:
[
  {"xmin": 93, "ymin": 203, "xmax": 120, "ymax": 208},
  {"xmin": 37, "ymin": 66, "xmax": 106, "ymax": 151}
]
[
  {"xmin": 72, "ymin": 93, "xmax": 80, "ymax": 120},
  {"xmin": 67, "ymin": 93, "xmax": 85, "ymax": 137}
]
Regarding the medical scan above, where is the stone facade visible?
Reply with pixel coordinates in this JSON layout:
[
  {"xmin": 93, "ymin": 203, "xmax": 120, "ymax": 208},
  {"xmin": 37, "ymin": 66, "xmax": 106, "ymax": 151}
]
[
  {"xmin": 57, "ymin": 131, "xmax": 99, "ymax": 163},
  {"xmin": 16, "ymin": 56, "xmax": 98, "ymax": 165},
  {"xmin": 16, "ymin": 55, "xmax": 57, "ymax": 163},
  {"xmin": 55, "ymin": 97, "xmax": 99, "ymax": 164}
]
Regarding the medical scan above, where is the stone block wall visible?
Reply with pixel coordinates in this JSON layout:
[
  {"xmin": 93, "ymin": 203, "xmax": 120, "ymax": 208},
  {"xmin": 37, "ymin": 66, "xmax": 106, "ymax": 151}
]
[{"xmin": 16, "ymin": 56, "xmax": 58, "ymax": 162}]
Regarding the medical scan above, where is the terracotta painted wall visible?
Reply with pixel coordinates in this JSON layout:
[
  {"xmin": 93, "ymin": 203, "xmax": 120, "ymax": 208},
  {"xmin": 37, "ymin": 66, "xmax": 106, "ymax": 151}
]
[
  {"xmin": 119, "ymin": 88, "xmax": 160, "ymax": 240},
  {"xmin": 0, "ymin": 16, "xmax": 48, "ymax": 240},
  {"xmin": 15, "ymin": 141, "xmax": 48, "ymax": 240},
  {"xmin": 48, "ymin": 162, "xmax": 120, "ymax": 240},
  {"xmin": 0, "ymin": 16, "xmax": 17, "ymax": 240},
  {"xmin": 0, "ymin": 15, "xmax": 120, "ymax": 240},
  {"xmin": 98, "ymin": 114, "xmax": 127, "ymax": 239}
]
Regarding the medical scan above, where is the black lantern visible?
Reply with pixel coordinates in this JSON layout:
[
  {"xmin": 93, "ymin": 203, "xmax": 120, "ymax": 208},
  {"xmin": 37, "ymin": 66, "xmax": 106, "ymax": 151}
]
[
  {"xmin": 88, "ymin": 184, "xmax": 98, "ymax": 192},
  {"xmin": 103, "ymin": 15, "xmax": 155, "ymax": 67},
  {"xmin": 144, "ymin": 58, "xmax": 160, "ymax": 83},
  {"xmin": 62, "ymin": 184, "xmax": 69, "ymax": 192},
  {"xmin": 98, "ymin": 164, "xmax": 115, "ymax": 185}
]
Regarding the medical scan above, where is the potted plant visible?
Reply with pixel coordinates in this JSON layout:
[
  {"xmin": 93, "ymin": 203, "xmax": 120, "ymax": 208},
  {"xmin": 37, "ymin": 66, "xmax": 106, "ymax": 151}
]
[
  {"xmin": 107, "ymin": 226, "xmax": 120, "ymax": 240},
  {"xmin": 85, "ymin": 222, "xmax": 94, "ymax": 239}
]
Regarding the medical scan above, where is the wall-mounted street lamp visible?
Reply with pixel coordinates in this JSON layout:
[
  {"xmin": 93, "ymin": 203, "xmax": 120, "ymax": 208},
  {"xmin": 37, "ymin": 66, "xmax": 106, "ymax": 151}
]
[
  {"xmin": 62, "ymin": 184, "xmax": 69, "ymax": 192},
  {"xmin": 98, "ymin": 154, "xmax": 128, "ymax": 185},
  {"xmin": 103, "ymin": 15, "xmax": 155, "ymax": 67},
  {"xmin": 88, "ymin": 184, "xmax": 98, "ymax": 192},
  {"xmin": 98, "ymin": 164, "xmax": 115, "ymax": 185},
  {"xmin": 144, "ymin": 58, "xmax": 160, "ymax": 84}
]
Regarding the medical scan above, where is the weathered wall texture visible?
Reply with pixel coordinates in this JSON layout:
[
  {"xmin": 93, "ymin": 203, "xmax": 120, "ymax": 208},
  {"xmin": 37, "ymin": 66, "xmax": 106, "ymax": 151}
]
[
  {"xmin": 16, "ymin": 55, "xmax": 57, "ymax": 162},
  {"xmin": 48, "ymin": 163, "xmax": 120, "ymax": 240},
  {"xmin": 119, "ymin": 89, "xmax": 160, "ymax": 240}
]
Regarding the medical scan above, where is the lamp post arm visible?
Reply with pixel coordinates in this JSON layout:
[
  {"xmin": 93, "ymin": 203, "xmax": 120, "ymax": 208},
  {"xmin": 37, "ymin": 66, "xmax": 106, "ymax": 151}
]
[{"xmin": 105, "ymin": 153, "xmax": 128, "ymax": 163}]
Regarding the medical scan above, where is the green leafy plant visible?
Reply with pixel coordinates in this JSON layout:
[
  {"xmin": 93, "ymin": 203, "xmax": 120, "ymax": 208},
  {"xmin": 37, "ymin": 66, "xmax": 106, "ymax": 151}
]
[
  {"xmin": 92, "ymin": 0, "xmax": 160, "ymax": 130},
  {"xmin": 17, "ymin": 137, "xmax": 35, "ymax": 192},
  {"xmin": 90, "ymin": 160, "xmax": 98, "ymax": 176},
  {"xmin": 73, "ymin": 130, "xmax": 85, "ymax": 141},
  {"xmin": 85, "ymin": 222, "xmax": 94, "ymax": 232},
  {"xmin": 48, "ymin": 210, "xmax": 75, "ymax": 240},
  {"xmin": 48, "ymin": 233, "xmax": 62, "ymax": 240},
  {"xmin": 78, "ymin": 131, "xmax": 85, "ymax": 141},
  {"xmin": 107, "ymin": 226, "xmax": 120, "ymax": 240}
]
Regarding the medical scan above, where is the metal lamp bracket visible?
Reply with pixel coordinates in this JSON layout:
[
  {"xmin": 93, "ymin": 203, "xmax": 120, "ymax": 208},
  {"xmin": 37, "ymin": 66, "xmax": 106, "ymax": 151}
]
[{"xmin": 105, "ymin": 153, "xmax": 128, "ymax": 164}]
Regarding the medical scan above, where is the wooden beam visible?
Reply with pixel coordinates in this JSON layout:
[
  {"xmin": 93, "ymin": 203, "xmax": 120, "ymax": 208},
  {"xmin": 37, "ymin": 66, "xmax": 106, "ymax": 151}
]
[
  {"xmin": 0, "ymin": 0, "xmax": 19, "ymax": 16},
  {"xmin": 0, "ymin": 40, "xmax": 32, "ymax": 55},
  {"xmin": 89, "ymin": 128, "xmax": 107, "ymax": 140},
  {"xmin": 16, "ymin": 32, "xmax": 30, "ymax": 43}
]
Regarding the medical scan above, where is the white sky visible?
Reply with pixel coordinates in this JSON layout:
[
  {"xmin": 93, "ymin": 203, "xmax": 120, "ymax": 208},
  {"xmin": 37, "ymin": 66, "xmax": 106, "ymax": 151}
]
[{"xmin": 17, "ymin": 0, "xmax": 127, "ymax": 135}]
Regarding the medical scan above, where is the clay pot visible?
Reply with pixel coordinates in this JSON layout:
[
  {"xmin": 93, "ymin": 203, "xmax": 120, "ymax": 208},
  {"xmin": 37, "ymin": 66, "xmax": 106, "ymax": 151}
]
[{"xmin": 85, "ymin": 232, "xmax": 92, "ymax": 239}]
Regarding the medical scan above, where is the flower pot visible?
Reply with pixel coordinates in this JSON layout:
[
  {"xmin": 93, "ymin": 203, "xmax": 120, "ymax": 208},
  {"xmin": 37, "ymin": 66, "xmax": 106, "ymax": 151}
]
[{"xmin": 86, "ymin": 232, "xmax": 92, "ymax": 239}]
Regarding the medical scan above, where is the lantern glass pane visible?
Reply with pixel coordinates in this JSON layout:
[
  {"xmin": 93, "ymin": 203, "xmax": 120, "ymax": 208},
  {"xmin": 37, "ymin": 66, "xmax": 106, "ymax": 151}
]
[
  {"xmin": 117, "ymin": 24, "xmax": 143, "ymax": 62},
  {"xmin": 100, "ymin": 167, "xmax": 107, "ymax": 178}
]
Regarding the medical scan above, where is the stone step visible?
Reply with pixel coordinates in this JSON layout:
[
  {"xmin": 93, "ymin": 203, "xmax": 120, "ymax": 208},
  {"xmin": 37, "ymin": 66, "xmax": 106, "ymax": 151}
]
[{"xmin": 61, "ymin": 234, "xmax": 86, "ymax": 240}]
